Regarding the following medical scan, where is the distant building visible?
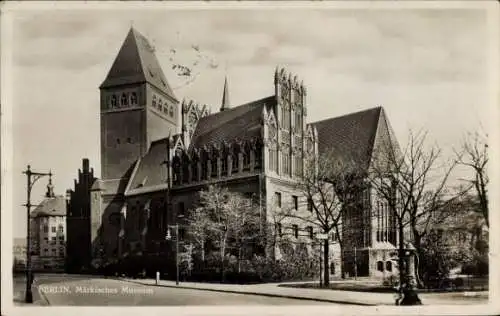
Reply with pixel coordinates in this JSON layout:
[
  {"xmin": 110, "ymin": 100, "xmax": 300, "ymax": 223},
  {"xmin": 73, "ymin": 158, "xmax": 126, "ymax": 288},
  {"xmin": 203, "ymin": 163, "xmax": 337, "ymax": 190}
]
[
  {"xmin": 13, "ymin": 238, "xmax": 27, "ymax": 270},
  {"xmin": 30, "ymin": 178, "xmax": 66, "ymax": 271},
  {"xmin": 68, "ymin": 27, "xmax": 404, "ymax": 280}
]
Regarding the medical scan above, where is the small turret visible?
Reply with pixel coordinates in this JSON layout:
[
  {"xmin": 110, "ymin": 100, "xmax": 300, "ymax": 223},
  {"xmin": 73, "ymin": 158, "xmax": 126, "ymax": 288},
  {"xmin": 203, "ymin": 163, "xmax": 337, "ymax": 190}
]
[{"xmin": 220, "ymin": 76, "xmax": 231, "ymax": 112}]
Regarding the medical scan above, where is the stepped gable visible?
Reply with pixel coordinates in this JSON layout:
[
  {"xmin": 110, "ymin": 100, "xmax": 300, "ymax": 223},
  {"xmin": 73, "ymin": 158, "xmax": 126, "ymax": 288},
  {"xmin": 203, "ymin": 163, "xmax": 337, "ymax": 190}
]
[
  {"xmin": 312, "ymin": 106, "xmax": 384, "ymax": 172},
  {"xmin": 100, "ymin": 27, "xmax": 176, "ymax": 100},
  {"xmin": 190, "ymin": 96, "xmax": 275, "ymax": 150}
]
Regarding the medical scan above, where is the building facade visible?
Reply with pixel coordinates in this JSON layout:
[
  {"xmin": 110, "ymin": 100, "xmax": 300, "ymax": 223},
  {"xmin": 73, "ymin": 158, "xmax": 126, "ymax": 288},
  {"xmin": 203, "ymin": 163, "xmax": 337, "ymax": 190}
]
[
  {"xmin": 66, "ymin": 158, "xmax": 98, "ymax": 273},
  {"xmin": 69, "ymin": 27, "xmax": 404, "ymax": 280},
  {"xmin": 30, "ymin": 179, "xmax": 66, "ymax": 271}
]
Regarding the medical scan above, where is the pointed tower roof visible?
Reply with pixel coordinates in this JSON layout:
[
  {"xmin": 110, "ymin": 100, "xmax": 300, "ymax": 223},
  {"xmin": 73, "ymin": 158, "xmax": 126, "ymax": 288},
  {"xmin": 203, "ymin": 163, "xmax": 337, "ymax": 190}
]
[
  {"xmin": 100, "ymin": 27, "xmax": 176, "ymax": 100},
  {"xmin": 220, "ymin": 76, "xmax": 231, "ymax": 111}
]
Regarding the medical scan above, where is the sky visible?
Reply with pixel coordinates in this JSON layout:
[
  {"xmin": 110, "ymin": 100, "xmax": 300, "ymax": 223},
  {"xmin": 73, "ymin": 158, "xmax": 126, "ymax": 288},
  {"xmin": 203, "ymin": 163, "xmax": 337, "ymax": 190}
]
[{"xmin": 4, "ymin": 3, "xmax": 496, "ymax": 238}]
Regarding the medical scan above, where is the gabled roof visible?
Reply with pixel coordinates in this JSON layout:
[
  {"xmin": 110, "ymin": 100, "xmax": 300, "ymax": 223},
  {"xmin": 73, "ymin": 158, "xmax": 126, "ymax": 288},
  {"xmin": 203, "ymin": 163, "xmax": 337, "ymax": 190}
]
[
  {"xmin": 312, "ymin": 107, "xmax": 385, "ymax": 172},
  {"xmin": 189, "ymin": 96, "xmax": 275, "ymax": 150},
  {"xmin": 31, "ymin": 196, "xmax": 66, "ymax": 218},
  {"xmin": 100, "ymin": 27, "xmax": 176, "ymax": 100},
  {"xmin": 127, "ymin": 137, "xmax": 170, "ymax": 190}
]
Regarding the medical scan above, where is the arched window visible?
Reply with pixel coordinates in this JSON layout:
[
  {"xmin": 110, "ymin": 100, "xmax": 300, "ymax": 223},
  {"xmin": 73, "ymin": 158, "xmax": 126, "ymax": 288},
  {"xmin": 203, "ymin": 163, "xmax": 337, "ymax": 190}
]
[
  {"xmin": 130, "ymin": 92, "xmax": 138, "ymax": 105},
  {"xmin": 269, "ymin": 148, "xmax": 277, "ymax": 172},
  {"xmin": 169, "ymin": 105, "xmax": 174, "ymax": 117},
  {"xmin": 158, "ymin": 99, "xmax": 163, "ymax": 111},
  {"xmin": 221, "ymin": 155, "xmax": 227, "ymax": 175},
  {"xmin": 377, "ymin": 261, "xmax": 384, "ymax": 272},
  {"xmin": 210, "ymin": 158, "xmax": 218, "ymax": 177},
  {"xmin": 172, "ymin": 157, "xmax": 181, "ymax": 185},
  {"xmin": 182, "ymin": 161, "xmax": 190, "ymax": 184},
  {"xmin": 254, "ymin": 144, "xmax": 262, "ymax": 170},
  {"xmin": 201, "ymin": 158, "xmax": 208, "ymax": 180},
  {"xmin": 111, "ymin": 95, "xmax": 117, "ymax": 108},
  {"xmin": 231, "ymin": 151, "xmax": 239, "ymax": 173},
  {"xmin": 192, "ymin": 161, "xmax": 198, "ymax": 182},
  {"xmin": 386, "ymin": 261, "xmax": 392, "ymax": 272},
  {"xmin": 243, "ymin": 145, "xmax": 250, "ymax": 171},
  {"xmin": 163, "ymin": 103, "xmax": 169, "ymax": 115},
  {"xmin": 121, "ymin": 93, "xmax": 128, "ymax": 107}
]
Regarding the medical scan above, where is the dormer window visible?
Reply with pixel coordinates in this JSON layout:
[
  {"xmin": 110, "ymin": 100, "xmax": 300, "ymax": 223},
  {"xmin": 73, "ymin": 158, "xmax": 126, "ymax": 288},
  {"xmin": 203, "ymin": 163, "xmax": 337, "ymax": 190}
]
[
  {"xmin": 130, "ymin": 92, "xmax": 138, "ymax": 105},
  {"xmin": 121, "ymin": 93, "xmax": 128, "ymax": 107}
]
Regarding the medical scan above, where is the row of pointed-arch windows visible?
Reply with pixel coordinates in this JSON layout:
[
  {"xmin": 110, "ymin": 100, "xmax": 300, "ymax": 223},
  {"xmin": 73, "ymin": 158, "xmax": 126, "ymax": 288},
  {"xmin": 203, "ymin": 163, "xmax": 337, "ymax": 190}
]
[
  {"xmin": 172, "ymin": 147, "xmax": 262, "ymax": 185},
  {"xmin": 108, "ymin": 92, "xmax": 138, "ymax": 109},
  {"xmin": 152, "ymin": 95, "xmax": 175, "ymax": 118}
]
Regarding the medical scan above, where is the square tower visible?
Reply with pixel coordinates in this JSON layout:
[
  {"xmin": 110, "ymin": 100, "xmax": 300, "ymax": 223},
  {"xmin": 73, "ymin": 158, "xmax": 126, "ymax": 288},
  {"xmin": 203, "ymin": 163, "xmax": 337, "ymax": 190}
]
[{"xmin": 99, "ymin": 27, "xmax": 179, "ymax": 181}]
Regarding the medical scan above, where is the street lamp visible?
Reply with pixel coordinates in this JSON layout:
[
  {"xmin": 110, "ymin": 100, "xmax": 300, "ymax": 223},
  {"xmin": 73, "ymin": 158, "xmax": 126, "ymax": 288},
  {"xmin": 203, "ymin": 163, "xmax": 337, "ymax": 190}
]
[
  {"xmin": 22, "ymin": 165, "xmax": 52, "ymax": 303},
  {"xmin": 165, "ymin": 224, "xmax": 180, "ymax": 286}
]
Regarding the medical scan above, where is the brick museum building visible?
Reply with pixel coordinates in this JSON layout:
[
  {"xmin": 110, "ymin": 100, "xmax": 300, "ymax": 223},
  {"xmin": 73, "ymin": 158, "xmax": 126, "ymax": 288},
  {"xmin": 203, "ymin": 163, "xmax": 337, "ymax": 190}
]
[{"xmin": 66, "ymin": 27, "xmax": 403, "ymax": 280}]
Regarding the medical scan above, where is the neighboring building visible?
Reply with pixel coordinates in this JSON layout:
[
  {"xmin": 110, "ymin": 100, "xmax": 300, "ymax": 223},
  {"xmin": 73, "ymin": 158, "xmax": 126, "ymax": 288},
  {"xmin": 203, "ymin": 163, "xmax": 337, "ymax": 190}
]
[
  {"xmin": 65, "ymin": 158, "xmax": 97, "ymax": 273},
  {"xmin": 68, "ymin": 27, "xmax": 403, "ymax": 279},
  {"xmin": 30, "ymin": 178, "xmax": 66, "ymax": 271},
  {"xmin": 13, "ymin": 238, "xmax": 27, "ymax": 271}
]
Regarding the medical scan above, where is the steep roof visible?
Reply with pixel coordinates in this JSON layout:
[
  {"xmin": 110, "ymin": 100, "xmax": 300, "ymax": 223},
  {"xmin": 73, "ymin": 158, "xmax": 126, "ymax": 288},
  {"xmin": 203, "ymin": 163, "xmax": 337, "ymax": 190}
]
[
  {"xmin": 189, "ymin": 96, "xmax": 274, "ymax": 149},
  {"xmin": 100, "ymin": 27, "xmax": 176, "ymax": 100},
  {"xmin": 31, "ymin": 196, "xmax": 66, "ymax": 218},
  {"xmin": 312, "ymin": 107, "xmax": 384, "ymax": 172},
  {"xmin": 127, "ymin": 137, "xmax": 170, "ymax": 190}
]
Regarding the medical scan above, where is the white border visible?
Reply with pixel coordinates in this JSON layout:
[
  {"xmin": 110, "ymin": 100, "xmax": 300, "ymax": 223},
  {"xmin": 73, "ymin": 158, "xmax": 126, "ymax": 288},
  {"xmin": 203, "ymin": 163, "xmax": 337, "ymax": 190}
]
[{"xmin": 1, "ymin": 1, "xmax": 499, "ymax": 316}]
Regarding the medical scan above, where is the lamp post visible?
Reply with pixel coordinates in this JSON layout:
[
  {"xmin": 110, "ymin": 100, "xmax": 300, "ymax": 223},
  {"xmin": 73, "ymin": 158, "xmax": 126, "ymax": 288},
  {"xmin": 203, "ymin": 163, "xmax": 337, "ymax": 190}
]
[
  {"xmin": 165, "ymin": 224, "xmax": 180, "ymax": 285},
  {"xmin": 22, "ymin": 165, "xmax": 52, "ymax": 303}
]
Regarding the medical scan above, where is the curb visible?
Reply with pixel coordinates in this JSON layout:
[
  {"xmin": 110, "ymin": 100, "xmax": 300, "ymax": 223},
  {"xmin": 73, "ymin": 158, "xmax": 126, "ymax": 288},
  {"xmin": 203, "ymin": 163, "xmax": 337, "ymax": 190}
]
[
  {"xmin": 119, "ymin": 279, "xmax": 375, "ymax": 306},
  {"xmin": 33, "ymin": 283, "xmax": 51, "ymax": 306}
]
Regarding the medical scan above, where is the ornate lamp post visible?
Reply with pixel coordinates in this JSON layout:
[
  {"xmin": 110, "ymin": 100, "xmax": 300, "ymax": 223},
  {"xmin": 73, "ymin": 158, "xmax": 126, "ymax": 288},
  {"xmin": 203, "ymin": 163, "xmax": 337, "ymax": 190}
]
[{"xmin": 22, "ymin": 165, "xmax": 52, "ymax": 303}]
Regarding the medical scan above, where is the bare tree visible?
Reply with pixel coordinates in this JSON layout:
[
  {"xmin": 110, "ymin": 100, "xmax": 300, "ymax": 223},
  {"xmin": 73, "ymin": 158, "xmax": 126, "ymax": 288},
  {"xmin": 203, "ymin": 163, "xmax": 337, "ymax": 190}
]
[
  {"xmin": 186, "ymin": 205, "xmax": 210, "ymax": 262},
  {"xmin": 188, "ymin": 184, "xmax": 260, "ymax": 281},
  {"xmin": 369, "ymin": 129, "xmax": 457, "ymax": 291},
  {"xmin": 290, "ymin": 151, "xmax": 365, "ymax": 286},
  {"xmin": 456, "ymin": 131, "xmax": 489, "ymax": 227}
]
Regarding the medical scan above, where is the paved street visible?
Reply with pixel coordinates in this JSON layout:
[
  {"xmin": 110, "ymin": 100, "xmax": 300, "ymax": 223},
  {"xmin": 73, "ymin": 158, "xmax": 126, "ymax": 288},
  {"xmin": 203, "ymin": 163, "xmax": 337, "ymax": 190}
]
[{"xmin": 14, "ymin": 274, "xmax": 331, "ymax": 306}]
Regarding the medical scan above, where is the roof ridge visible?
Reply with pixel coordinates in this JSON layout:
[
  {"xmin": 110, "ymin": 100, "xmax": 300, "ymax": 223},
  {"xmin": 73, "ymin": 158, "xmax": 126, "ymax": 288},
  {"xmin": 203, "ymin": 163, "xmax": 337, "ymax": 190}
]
[
  {"xmin": 312, "ymin": 106, "xmax": 383, "ymax": 125},
  {"xmin": 366, "ymin": 108, "xmax": 384, "ymax": 166}
]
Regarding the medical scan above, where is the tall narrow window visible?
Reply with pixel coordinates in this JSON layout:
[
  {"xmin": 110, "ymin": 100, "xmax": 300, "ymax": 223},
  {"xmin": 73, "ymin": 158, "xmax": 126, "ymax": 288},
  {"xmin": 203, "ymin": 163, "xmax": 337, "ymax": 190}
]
[
  {"xmin": 293, "ymin": 225, "xmax": 299, "ymax": 238},
  {"xmin": 211, "ymin": 158, "xmax": 218, "ymax": 177},
  {"xmin": 275, "ymin": 192, "xmax": 282, "ymax": 208},
  {"xmin": 152, "ymin": 95, "xmax": 157, "ymax": 108},
  {"xmin": 158, "ymin": 99, "xmax": 163, "ymax": 112},
  {"xmin": 292, "ymin": 195, "xmax": 298, "ymax": 210},
  {"xmin": 232, "ymin": 152, "xmax": 239, "ymax": 173},
  {"xmin": 307, "ymin": 198, "xmax": 313, "ymax": 212},
  {"xmin": 121, "ymin": 93, "xmax": 128, "ymax": 106},
  {"xmin": 111, "ymin": 95, "xmax": 117, "ymax": 108},
  {"xmin": 130, "ymin": 92, "xmax": 138, "ymax": 105},
  {"xmin": 269, "ymin": 148, "xmax": 278, "ymax": 172},
  {"xmin": 308, "ymin": 226, "xmax": 314, "ymax": 239},
  {"xmin": 192, "ymin": 162, "xmax": 199, "ymax": 182},
  {"xmin": 169, "ymin": 105, "xmax": 174, "ymax": 117},
  {"xmin": 178, "ymin": 202, "xmax": 185, "ymax": 217},
  {"xmin": 221, "ymin": 156, "xmax": 227, "ymax": 175},
  {"xmin": 243, "ymin": 150, "xmax": 250, "ymax": 170}
]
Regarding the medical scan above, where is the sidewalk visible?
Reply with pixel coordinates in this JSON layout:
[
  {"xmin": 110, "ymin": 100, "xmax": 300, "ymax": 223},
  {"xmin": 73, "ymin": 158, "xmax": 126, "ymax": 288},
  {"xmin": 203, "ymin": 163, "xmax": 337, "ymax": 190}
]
[{"xmin": 120, "ymin": 278, "xmax": 488, "ymax": 306}]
